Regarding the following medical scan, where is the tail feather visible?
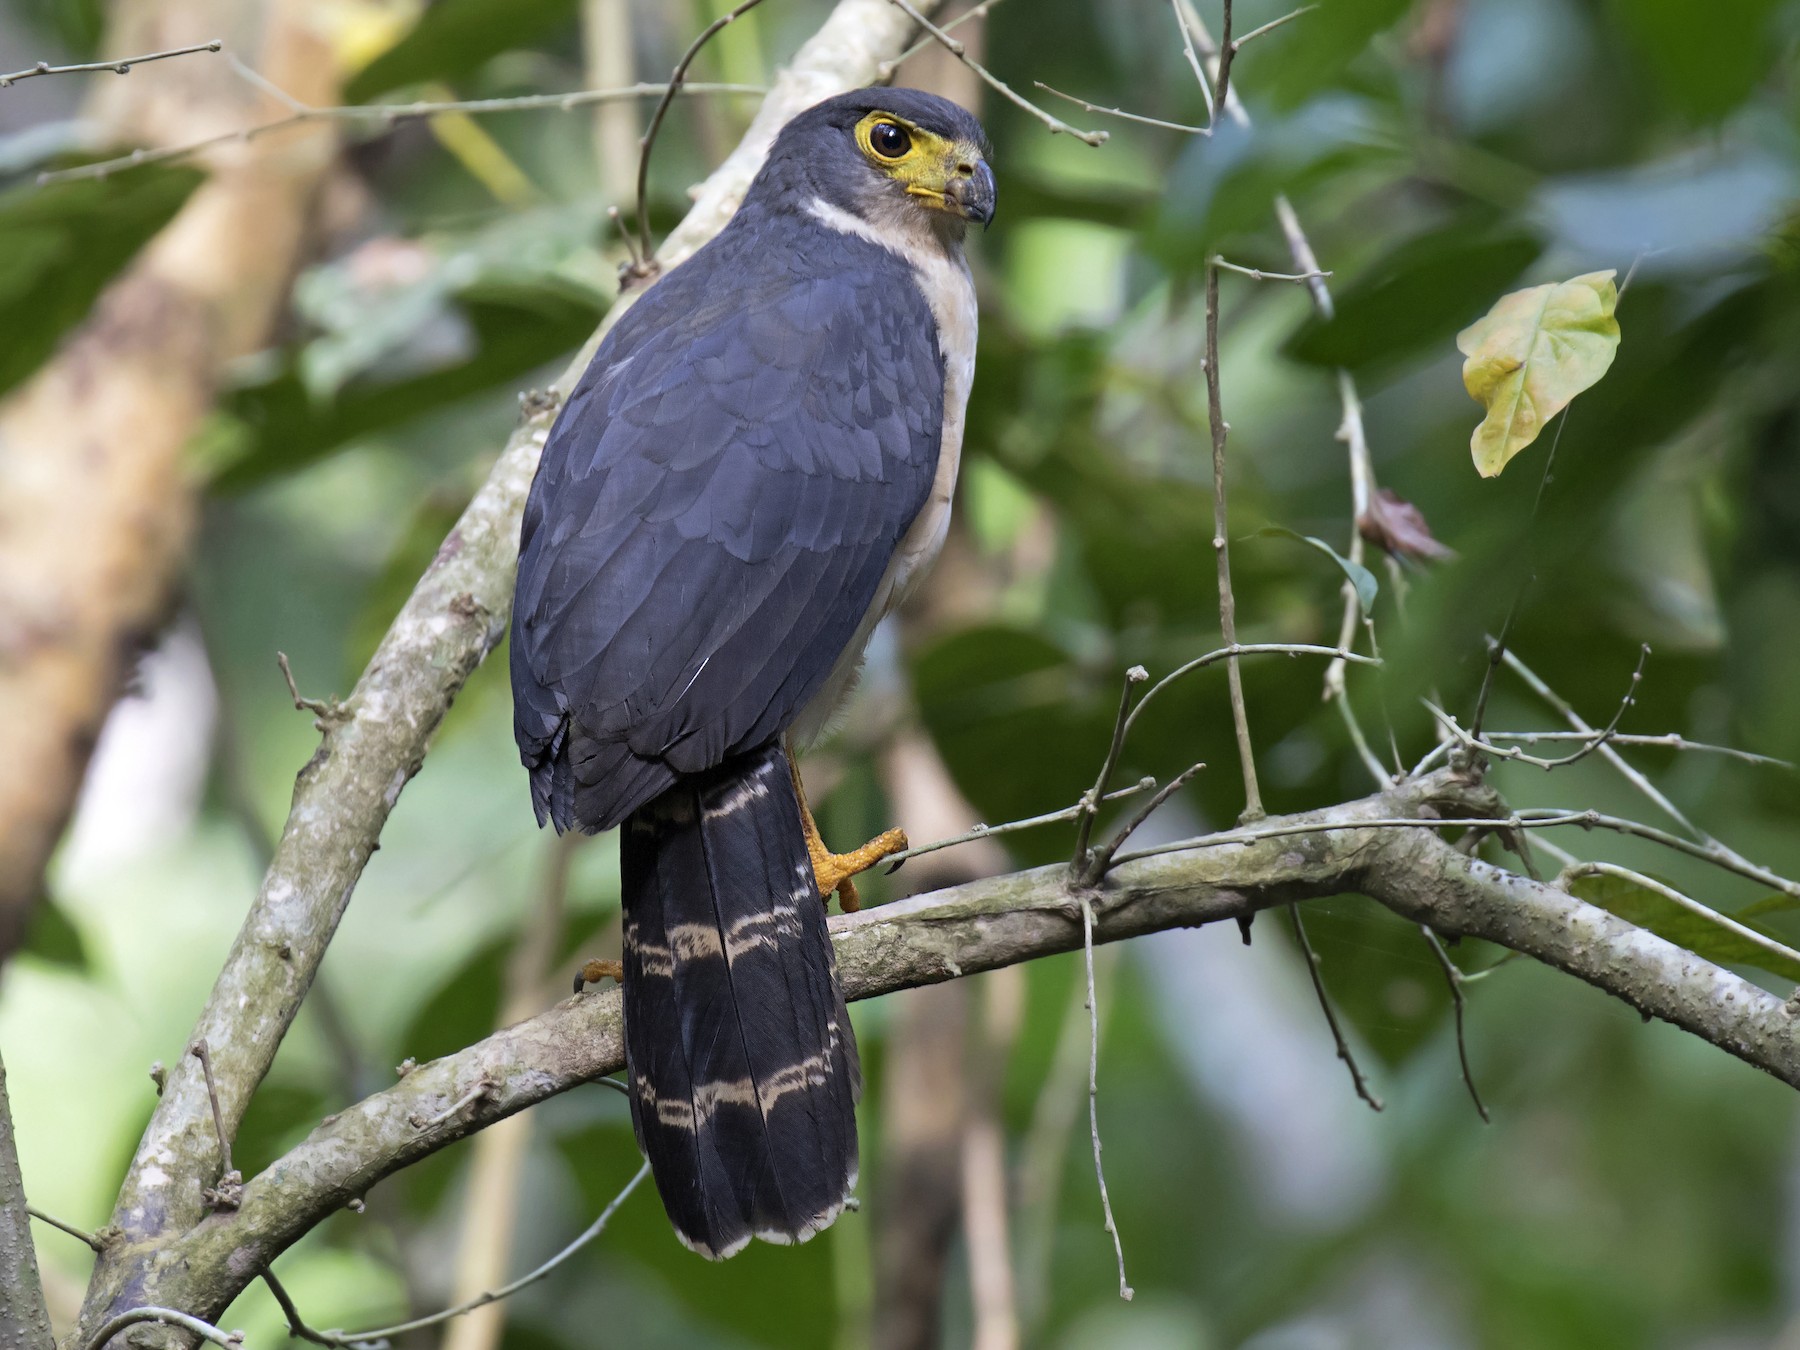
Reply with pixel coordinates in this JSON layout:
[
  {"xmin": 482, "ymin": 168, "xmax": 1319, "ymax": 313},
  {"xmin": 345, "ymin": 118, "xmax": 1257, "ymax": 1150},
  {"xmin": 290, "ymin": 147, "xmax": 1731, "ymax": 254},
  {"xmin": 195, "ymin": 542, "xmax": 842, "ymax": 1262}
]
[{"xmin": 620, "ymin": 743, "xmax": 860, "ymax": 1259}]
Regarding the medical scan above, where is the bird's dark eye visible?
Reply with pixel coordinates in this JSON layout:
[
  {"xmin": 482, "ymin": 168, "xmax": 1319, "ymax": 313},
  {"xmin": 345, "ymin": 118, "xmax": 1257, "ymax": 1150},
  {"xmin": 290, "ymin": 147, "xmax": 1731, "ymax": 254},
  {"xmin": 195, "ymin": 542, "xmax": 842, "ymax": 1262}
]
[{"xmin": 869, "ymin": 120, "xmax": 911, "ymax": 159}]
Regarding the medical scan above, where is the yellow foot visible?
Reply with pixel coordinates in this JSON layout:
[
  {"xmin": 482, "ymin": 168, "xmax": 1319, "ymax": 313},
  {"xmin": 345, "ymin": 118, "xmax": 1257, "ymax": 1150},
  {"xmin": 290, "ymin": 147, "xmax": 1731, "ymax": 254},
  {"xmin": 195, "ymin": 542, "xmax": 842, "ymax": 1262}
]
[
  {"xmin": 786, "ymin": 751, "xmax": 907, "ymax": 913},
  {"xmin": 807, "ymin": 825, "xmax": 908, "ymax": 914},
  {"xmin": 573, "ymin": 958, "xmax": 624, "ymax": 993}
]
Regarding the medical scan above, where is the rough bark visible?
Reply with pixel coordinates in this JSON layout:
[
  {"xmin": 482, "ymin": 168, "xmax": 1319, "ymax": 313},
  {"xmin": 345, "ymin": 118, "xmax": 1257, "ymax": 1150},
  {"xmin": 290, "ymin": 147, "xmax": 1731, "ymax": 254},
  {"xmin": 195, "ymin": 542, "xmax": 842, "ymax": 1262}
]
[
  {"xmin": 0, "ymin": 1054, "xmax": 52, "ymax": 1350},
  {"xmin": 0, "ymin": 0, "xmax": 339, "ymax": 962}
]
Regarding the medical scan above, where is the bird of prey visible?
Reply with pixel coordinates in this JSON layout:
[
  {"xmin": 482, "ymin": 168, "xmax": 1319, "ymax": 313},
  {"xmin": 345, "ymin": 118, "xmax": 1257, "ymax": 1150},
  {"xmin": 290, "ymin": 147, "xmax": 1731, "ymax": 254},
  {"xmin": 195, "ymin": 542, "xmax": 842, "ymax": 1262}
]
[{"xmin": 510, "ymin": 88, "xmax": 994, "ymax": 1259}]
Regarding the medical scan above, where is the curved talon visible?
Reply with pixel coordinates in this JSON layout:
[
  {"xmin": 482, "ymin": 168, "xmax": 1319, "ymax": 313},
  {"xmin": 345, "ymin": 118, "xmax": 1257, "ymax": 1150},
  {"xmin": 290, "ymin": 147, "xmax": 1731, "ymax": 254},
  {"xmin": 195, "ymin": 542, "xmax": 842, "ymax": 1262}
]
[{"xmin": 809, "ymin": 826, "xmax": 908, "ymax": 913}]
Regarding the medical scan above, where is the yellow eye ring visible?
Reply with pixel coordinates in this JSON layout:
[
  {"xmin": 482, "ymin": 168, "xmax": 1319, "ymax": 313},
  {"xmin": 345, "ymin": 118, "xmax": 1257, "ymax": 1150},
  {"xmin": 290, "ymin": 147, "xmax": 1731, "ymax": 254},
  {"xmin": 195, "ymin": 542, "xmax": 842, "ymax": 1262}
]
[{"xmin": 867, "ymin": 120, "xmax": 912, "ymax": 160}]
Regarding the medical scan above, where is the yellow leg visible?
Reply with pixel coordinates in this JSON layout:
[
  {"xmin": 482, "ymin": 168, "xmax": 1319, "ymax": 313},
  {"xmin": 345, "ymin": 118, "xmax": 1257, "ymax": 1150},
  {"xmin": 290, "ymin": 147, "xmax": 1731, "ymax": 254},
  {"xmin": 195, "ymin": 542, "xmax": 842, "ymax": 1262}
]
[{"xmin": 788, "ymin": 753, "xmax": 907, "ymax": 914}]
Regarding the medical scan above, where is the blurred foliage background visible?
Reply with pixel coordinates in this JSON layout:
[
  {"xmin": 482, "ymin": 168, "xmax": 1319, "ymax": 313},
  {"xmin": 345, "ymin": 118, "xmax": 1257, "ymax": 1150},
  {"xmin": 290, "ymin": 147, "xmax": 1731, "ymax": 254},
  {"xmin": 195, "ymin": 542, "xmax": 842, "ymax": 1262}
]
[{"xmin": 4, "ymin": 0, "xmax": 1800, "ymax": 1346}]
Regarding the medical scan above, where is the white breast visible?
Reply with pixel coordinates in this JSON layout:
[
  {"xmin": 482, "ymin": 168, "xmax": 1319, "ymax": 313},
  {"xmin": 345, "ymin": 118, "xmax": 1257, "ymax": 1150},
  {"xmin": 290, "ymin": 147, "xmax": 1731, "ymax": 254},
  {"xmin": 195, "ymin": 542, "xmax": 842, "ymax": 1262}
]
[{"xmin": 790, "ymin": 197, "xmax": 979, "ymax": 745}]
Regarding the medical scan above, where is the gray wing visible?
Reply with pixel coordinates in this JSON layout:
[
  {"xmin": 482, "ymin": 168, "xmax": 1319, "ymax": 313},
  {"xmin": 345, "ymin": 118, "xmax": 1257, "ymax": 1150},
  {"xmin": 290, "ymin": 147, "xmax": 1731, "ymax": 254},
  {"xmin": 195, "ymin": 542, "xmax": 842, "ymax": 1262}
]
[{"xmin": 511, "ymin": 228, "xmax": 944, "ymax": 832}]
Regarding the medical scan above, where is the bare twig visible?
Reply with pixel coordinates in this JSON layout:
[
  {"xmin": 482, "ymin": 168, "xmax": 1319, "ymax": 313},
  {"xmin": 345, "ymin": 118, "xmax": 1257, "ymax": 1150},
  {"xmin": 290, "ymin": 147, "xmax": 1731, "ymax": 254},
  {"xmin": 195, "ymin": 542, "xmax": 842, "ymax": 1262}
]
[
  {"xmin": 268, "ymin": 1163, "xmax": 651, "ymax": 1347},
  {"xmin": 27, "ymin": 1204, "xmax": 104, "ymax": 1252},
  {"xmin": 1230, "ymin": 4, "xmax": 1318, "ymax": 49},
  {"xmin": 1469, "ymin": 407, "xmax": 1576, "ymax": 741},
  {"xmin": 276, "ymin": 651, "xmax": 342, "ymax": 723},
  {"xmin": 1128, "ymin": 645, "xmax": 1374, "ymax": 747},
  {"xmin": 1087, "ymin": 762, "xmax": 1206, "ymax": 878},
  {"xmin": 632, "ymin": 0, "xmax": 772, "ymax": 274},
  {"xmin": 1210, "ymin": 0, "xmax": 1239, "ymax": 121},
  {"xmin": 1203, "ymin": 259, "xmax": 1263, "ymax": 821},
  {"xmin": 191, "ymin": 1040, "xmax": 242, "ymax": 1211},
  {"xmin": 884, "ymin": 0, "xmax": 1108, "ymax": 144},
  {"xmin": 1286, "ymin": 905, "xmax": 1383, "ymax": 1111},
  {"xmin": 83, "ymin": 1307, "xmax": 244, "ymax": 1350},
  {"xmin": 1477, "ymin": 731, "xmax": 1788, "ymax": 769},
  {"xmin": 0, "ymin": 39, "xmax": 221, "ymax": 88},
  {"xmin": 1213, "ymin": 256, "xmax": 1332, "ymax": 283},
  {"xmin": 878, "ymin": 0, "xmax": 1008, "ymax": 78},
  {"xmin": 1501, "ymin": 649, "xmax": 1715, "ymax": 842},
  {"xmin": 1426, "ymin": 646, "xmax": 1648, "ymax": 771},
  {"xmin": 1170, "ymin": 0, "xmax": 1216, "ymax": 118},
  {"xmin": 1072, "ymin": 666, "xmax": 1148, "ymax": 879},
  {"xmin": 1420, "ymin": 927, "xmax": 1490, "ymax": 1122},
  {"xmin": 887, "ymin": 777, "xmax": 1155, "ymax": 869},
  {"xmin": 1078, "ymin": 897, "xmax": 1133, "ymax": 1301},
  {"xmin": 1032, "ymin": 81, "xmax": 1207, "ymax": 135},
  {"xmin": 36, "ymin": 81, "xmax": 765, "ymax": 186}
]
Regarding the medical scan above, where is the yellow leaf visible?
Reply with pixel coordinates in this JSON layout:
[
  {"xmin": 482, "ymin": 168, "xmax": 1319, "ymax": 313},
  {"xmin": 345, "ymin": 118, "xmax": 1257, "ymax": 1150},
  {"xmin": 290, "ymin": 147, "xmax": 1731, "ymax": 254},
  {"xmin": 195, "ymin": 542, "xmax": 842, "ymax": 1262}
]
[{"xmin": 1456, "ymin": 270, "xmax": 1622, "ymax": 477}]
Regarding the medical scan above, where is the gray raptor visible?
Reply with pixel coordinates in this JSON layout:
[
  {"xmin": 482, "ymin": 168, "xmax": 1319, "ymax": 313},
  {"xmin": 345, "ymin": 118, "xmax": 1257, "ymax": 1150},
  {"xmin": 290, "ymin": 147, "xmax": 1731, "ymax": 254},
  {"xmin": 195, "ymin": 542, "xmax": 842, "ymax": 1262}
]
[{"xmin": 510, "ymin": 87, "xmax": 993, "ymax": 1259}]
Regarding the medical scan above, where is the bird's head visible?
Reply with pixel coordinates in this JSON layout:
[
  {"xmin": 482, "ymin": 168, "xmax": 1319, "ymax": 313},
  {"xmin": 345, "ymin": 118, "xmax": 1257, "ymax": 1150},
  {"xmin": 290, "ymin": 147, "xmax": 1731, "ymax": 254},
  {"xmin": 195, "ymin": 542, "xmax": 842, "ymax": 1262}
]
[{"xmin": 754, "ymin": 87, "xmax": 996, "ymax": 244}]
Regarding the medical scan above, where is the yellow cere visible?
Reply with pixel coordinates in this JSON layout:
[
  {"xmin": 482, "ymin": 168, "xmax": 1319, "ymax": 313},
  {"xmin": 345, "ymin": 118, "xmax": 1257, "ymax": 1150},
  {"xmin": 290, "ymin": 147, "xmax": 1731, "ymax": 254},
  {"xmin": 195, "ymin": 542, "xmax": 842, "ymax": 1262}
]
[{"xmin": 852, "ymin": 110, "xmax": 981, "ymax": 212}]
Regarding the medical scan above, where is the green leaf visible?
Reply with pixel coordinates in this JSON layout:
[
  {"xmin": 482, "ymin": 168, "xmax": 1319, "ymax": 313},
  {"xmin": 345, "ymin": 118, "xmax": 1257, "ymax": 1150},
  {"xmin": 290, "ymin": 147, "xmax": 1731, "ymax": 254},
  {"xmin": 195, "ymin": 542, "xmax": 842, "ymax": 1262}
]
[
  {"xmin": 1255, "ymin": 526, "xmax": 1378, "ymax": 613},
  {"xmin": 1457, "ymin": 270, "xmax": 1622, "ymax": 478},
  {"xmin": 20, "ymin": 897, "xmax": 87, "ymax": 972},
  {"xmin": 1283, "ymin": 218, "xmax": 1542, "ymax": 378},
  {"xmin": 1567, "ymin": 872, "xmax": 1800, "ymax": 983},
  {"xmin": 0, "ymin": 163, "xmax": 205, "ymax": 398},
  {"xmin": 207, "ymin": 279, "xmax": 604, "ymax": 491},
  {"xmin": 1259, "ymin": 0, "xmax": 1415, "ymax": 107},
  {"xmin": 345, "ymin": 0, "xmax": 579, "ymax": 103},
  {"xmin": 1607, "ymin": 0, "xmax": 1784, "ymax": 123}
]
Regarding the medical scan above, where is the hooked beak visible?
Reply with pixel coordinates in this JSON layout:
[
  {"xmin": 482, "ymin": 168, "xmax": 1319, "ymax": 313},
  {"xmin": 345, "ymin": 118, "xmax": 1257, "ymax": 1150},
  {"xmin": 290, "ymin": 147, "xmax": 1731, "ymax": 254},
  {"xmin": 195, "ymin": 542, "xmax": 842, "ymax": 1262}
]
[{"xmin": 948, "ymin": 158, "xmax": 997, "ymax": 228}]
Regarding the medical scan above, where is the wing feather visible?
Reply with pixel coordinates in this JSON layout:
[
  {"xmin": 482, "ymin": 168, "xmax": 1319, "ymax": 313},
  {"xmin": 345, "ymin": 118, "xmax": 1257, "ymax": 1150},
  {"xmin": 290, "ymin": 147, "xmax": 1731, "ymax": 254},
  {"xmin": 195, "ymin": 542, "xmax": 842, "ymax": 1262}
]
[{"xmin": 511, "ymin": 222, "xmax": 944, "ymax": 832}]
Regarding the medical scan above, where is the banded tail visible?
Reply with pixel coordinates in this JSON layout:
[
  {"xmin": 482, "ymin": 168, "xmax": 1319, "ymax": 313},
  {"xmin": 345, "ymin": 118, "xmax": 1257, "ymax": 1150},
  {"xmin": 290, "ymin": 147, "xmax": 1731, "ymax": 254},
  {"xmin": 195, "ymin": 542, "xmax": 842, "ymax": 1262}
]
[{"xmin": 620, "ymin": 743, "xmax": 861, "ymax": 1259}]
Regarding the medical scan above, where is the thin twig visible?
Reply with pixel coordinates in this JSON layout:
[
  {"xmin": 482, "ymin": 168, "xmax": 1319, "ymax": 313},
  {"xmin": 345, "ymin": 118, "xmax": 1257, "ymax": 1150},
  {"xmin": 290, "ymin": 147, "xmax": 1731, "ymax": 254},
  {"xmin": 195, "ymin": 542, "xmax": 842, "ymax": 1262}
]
[
  {"xmin": 1126, "ymin": 644, "xmax": 1377, "ymax": 748},
  {"xmin": 1230, "ymin": 4, "xmax": 1318, "ymax": 49},
  {"xmin": 1032, "ymin": 82, "xmax": 1207, "ymax": 135},
  {"xmin": 190, "ymin": 1040, "xmax": 242, "ymax": 1210},
  {"xmin": 27, "ymin": 1204, "xmax": 104, "ymax": 1252},
  {"xmin": 1078, "ymin": 898, "xmax": 1133, "ymax": 1301},
  {"xmin": 1501, "ymin": 649, "xmax": 1713, "ymax": 842},
  {"xmin": 1212, "ymin": 256, "xmax": 1331, "ymax": 283},
  {"xmin": 1420, "ymin": 927, "xmax": 1489, "ymax": 1122},
  {"xmin": 632, "ymin": 0, "xmax": 772, "ymax": 272},
  {"xmin": 1426, "ymin": 645, "xmax": 1648, "ymax": 771},
  {"xmin": 887, "ymin": 778, "xmax": 1155, "ymax": 870},
  {"xmin": 0, "ymin": 39, "xmax": 220, "ymax": 88},
  {"xmin": 1087, "ymin": 763, "xmax": 1206, "ymax": 878},
  {"xmin": 1286, "ymin": 905, "xmax": 1383, "ymax": 1111},
  {"xmin": 1469, "ymin": 406, "xmax": 1576, "ymax": 741},
  {"xmin": 1072, "ymin": 667, "xmax": 1148, "ymax": 879},
  {"xmin": 410, "ymin": 1078, "xmax": 495, "ymax": 1130},
  {"xmin": 276, "ymin": 651, "xmax": 343, "ymax": 723},
  {"xmin": 1170, "ymin": 0, "xmax": 1216, "ymax": 118},
  {"xmin": 1557, "ymin": 861, "xmax": 1800, "ymax": 973},
  {"xmin": 1515, "ymin": 809, "xmax": 1800, "ymax": 900},
  {"xmin": 1112, "ymin": 812, "xmax": 1598, "ymax": 866},
  {"xmin": 1478, "ymin": 731, "xmax": 1788, "ymax": 769},
  {"xmin": 83, "ymin": 1308, "xmax": 244, "ymax": 1350},
  {"xmin": 266, "ymin": 1162, "xmax": 650, "ymax": 1347},
  {"xmin": 1210, "ymin": 0, "xmax": 1239, "ymax": 122},
  {"xmin": 36, "ymin": 81, "xmax": 764, "ymax": 186},
  {"xmin": 1203, "ymin": 257, "xmax": 1263, "ymax": 821},
  {"xmin": 884, "ymin": 0, "xmax": 1108, "ymax": 144},
  {"xmin": 878, "ymin": 0, "xmax": 1008, "ymax": 78}
]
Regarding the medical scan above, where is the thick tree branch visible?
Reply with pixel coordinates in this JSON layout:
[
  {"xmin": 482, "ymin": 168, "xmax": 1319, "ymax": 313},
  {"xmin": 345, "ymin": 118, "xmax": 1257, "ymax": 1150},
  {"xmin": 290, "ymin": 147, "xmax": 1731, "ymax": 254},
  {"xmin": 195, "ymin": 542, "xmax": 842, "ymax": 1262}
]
[
  {"xmin": 80, "ymin": 768, "xmax": 1800, "ymax": 1329},
  {"xmin": 75, "ymin": 1, "xmax": 942, "ymax": 1341},
  {"xmin": 0, "ymin": 1052, "xmax": 53, "ymax": 1350}
]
